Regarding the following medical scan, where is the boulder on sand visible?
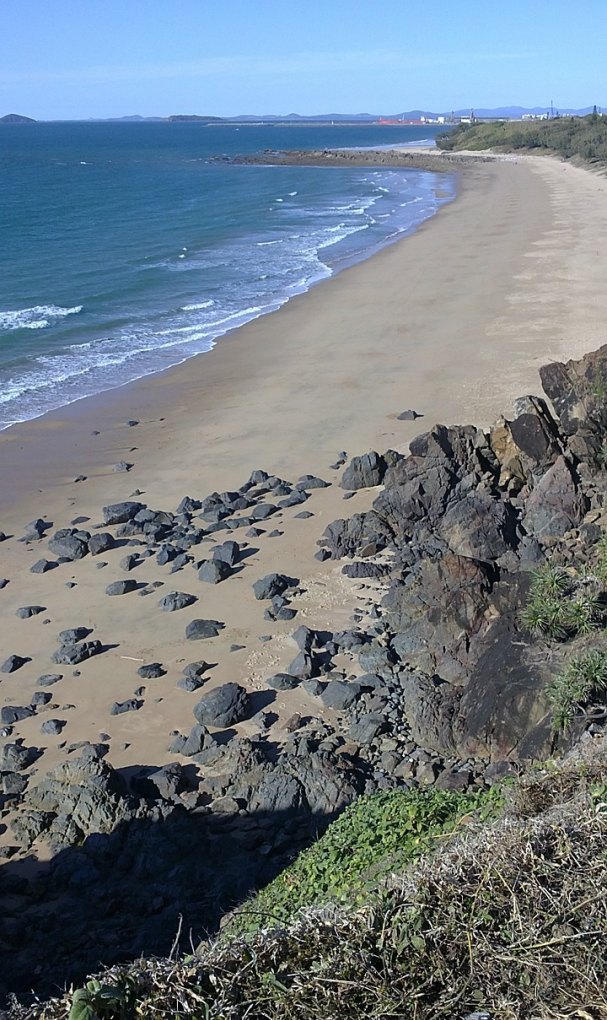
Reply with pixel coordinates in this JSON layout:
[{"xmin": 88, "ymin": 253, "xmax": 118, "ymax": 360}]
[{"xmin": 193, "ymin": 682, "xmax": 248, "ymax": 728}]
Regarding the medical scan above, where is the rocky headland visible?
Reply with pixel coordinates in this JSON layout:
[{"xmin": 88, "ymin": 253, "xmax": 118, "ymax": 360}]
[
  {"xmin": 3, "ymin": 342, "xmax": 607, "ymax": 1004},
  {"xmin": 220, "ymin": 146, "xmax": 501, "ymax": 173}
]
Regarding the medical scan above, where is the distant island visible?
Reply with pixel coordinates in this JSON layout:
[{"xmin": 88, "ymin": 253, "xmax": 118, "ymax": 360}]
[
  {"xmin": 0, "ymin": 113, "xmax": 36, "ymax": 124},
  {"xmin": 167, "ymin": 114, "xmax": 225, "ymax": 123}
]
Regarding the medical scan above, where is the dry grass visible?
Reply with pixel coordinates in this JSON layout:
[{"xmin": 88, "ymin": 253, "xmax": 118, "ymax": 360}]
[{"xmin": 7, "ymin": 745, "xmax": 607, "ymax": 1020}]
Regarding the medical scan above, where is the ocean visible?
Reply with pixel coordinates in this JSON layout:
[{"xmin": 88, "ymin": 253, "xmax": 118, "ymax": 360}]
[{"xmin": 0, "ymin": 122, "xmax": 453, "ymax": 430}]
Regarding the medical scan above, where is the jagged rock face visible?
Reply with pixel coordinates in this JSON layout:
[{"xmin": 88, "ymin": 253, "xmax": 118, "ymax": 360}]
[
  {"xmin": 540, "ymin": 343, "xmax": 607, "ymax": 441},
  {"xmin": 386, "ymin": 555, "xmax": 496, "ymax": 683},
  {"xmin": 18, "ymin": 755, "xmax": 143, "ymax": 846},
  {"xmin": 227, "ymin": 748, "xmax": 361, "ymax": 817},
  {"xmin": 522, "ymin": 455, "xmax": 587, "ymax": 540},
  {"xmin": 320, "ymin": 348, "xmax": 607, "ymax": 761},
  {"xmin": 490, "ymin": 396, "xmax": 562, "ymax": 491}
]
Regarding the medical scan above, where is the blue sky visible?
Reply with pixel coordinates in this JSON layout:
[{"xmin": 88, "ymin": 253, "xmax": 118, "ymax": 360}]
[{"xmin": 1, "ymin": 0, "xmax": 605, "ymax": 119}]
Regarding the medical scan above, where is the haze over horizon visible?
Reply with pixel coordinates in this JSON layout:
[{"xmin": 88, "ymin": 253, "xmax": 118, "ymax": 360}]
[{"xmin": 1, "ymin": 0, "xmax": 605, "ymax": 122}]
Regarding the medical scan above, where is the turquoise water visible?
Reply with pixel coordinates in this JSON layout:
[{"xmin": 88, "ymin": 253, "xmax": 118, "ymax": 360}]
[{"xmin": 0, "ymin": 122, "xmax": 452, "ymax": 429}]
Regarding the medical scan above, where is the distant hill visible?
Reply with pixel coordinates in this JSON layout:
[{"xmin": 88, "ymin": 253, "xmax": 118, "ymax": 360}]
[
  {"xmin": 231, "ymin": 106, "xmax": 605, "ymax": 123},
  {"xmin": 28, "ymin": 106, "xmax": 607, "ymax": 126},
  {"xmin": 101, "ymin": 115, "xmax": 166, "ymax": 122},
  {"xmin": 168, "ymin": 114, "xmax": 226, "ymax": 123},
  {"xmin": 0, "ymin": 113, "xmax": 36, "ymax": 124}
]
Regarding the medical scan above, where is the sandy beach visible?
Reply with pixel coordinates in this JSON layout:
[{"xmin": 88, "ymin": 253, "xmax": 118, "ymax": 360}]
[{"xmin": 2, "ymin": 150, "xmax": 607, "ymax": 846}]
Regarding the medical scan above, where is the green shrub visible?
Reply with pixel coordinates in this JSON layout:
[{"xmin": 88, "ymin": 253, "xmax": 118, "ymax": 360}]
[
  {"xmin": 436, "ymin": 113, "xmax": 607, "ymax": 164},
  {"xmin": 520, "ymin": 565, "xmax": 604, "ymax": 640},
  {"xmin": 226, "ymin": 786, "xmax": 500, "ymax": 937},
  {"xmin": 546, "ymin": 647, "xmax": 607, "ymax": 733}
]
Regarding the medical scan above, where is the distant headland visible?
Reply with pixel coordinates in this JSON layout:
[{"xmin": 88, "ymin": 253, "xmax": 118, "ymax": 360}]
[{"xmin": 0, "ymin": 113, "xmax": 36, "ymax": 123}]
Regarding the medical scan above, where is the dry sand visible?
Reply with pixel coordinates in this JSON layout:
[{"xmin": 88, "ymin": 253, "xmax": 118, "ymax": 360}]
[{"xmin": 1, "ymin": 151, "xmax": 607, "ymax": 834}]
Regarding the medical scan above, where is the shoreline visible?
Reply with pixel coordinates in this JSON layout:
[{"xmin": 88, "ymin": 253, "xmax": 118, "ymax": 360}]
[
  {"xmin": 0, "ymin": 148, "xmax": 454, "ymax": 438},
  {"xmin": 0, "ymin": 157, "xmax": 457, "ymax": 442},
  {"xmin": 1, "ymin": 151, "xmax": 607, "ymax": 798},
  {"xmin": 0, "ymin": 153, "xmax": 537, "ymax": 520}
]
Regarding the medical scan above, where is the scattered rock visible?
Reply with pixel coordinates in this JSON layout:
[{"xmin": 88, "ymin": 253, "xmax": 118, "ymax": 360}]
[
  {"xmin": 1, "ymin": 706, "xmax": 36, "ymax": 725},
  {"xmin": 288, "ymin": 651, "xmax": 317, "ymax": 679},
  {"xmin": 266, "ymin": 672, "xmax": 299, "ymax": 691},
  {"xmin": 110, "ymin": 699, "xmax": 143, "ymax": 715},
  {"xmin": 30, "ymin": 558, "xmax": 55, "ymax": 574},
  {"xmin": 185, "ymin": 619, "xmax": 224, "ymax": 641},
  {"xmin": 102, "ymin": 501, "xmax": 145, "ymax": 526},
  {"xmin": 320, "ymin": 680, "xmax": 362, "ymax": 711},
  {"xmin": 198, "ymin": 559, "xmax": 231, "ymax": 584},
  {"xmin": 397, "ymin": 409, "xmax": 422, "ymax": 420},
  {"xmin": 292, "ymin": 626, "xmax": 315, "ymax": 652},
  {"xmin": 23, "ymin": 518, "xmax": 49, "ymax": 541},
  {"xmin": 105, "ymin": 579, "xmax": 138, "ymax": 596},
  {"xmin": 1, "ymin": 654, "xmax": 30, "ymax": 673},
  {"xmin": 180, "ymin": 723, "xmax": 213, "ymax": 755},
  {"xmin": 88, "ymin": 532, "xmax": 115, "ymax": 556},
  {"xmin": 295, "ymin": 474, "xmax": 330, "ymax": 490},
  {"xmin": 253, "ymin": 572, "xmax": 298, "ymax": 600},
  {"xmin": 1, "ymin": 743, "xmax": 39, "ymax": 771},
  {"xmin": 58, "ymin": 627, "xmax": 90, "ymax": 644},
  {"xmin": 48, "ymin": 534, "xmax": 88, "ymax": 560},
  {"xmin": 120, "ymin": 553, "xmax": 139, "ymax": 571},
  {"xmin": 193, "ymin": 682, "xmax": 249, "ymax": 727},
  {"xmin": 348, "ymin": 713, "xmax": 386, "ymax": 744},
  {"xmin": 250, "ymin": 503, "xmax": 279, "ymax": 521},
  {"xmin": 341, "ymin": 451, "xmax": 386, "ymax": 489},
  {"xmin": 38, "ymin": 673, "xmax": 63, "ymax": 687},
  {"xmin": 211, "ymin": 540, "xmax": 241, "ymax": 566},
  {"xmin": 51, "ymin": 640, "xmax": 103, "ymax": 665},
  {"xmin": 31, "ymin": 691, "xmax": 52, "ymax": 706},
  {"xmin": 137, "ymin": 663, "xmax": 165, "ymax": 679},
  {"xmin": 15, "ymin": 605, "xmax": 46, "ymax": 619},
  {"xmin": 177, "ymin": 676, "xmax": 205, "ymax": 692},
  {"xmin": 40, "ymin": 719, "xmax": 66, "ymax": 736},
  {"xmin": 158, "ymin": 591, "xmax": 196, "ymax": 612}
]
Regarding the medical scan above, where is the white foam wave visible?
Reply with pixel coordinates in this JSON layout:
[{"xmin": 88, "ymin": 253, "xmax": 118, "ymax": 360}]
[
  {"xmin": 181, "ymin": 300, "xmax": 214, "ymax": 311},
  {"xmin": 0, "ymin": 304, "xmax": 82, "ymax": 332},
  {"xmin": 0, "ymin": 164, "xmax": 456, "ymax": 431}
]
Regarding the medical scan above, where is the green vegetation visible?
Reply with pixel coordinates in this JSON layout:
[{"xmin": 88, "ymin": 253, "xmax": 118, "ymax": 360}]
[
  {"xmin": 226, "ymin": 786, "xmax": 500, "ymax": 937},
  {"xmin": 520, "ymin": 564, "xmax": 604, "ymax": 640},
  {"xmin": 594, "ymin": 532, "xmax": 607, "ymax": 584},
  {"xmin": 19, "ymin": 752, "xmax": 607, "ymax": 1020},
  {"xmin": 546, "ymin": 646, "xmax": 607, "ymax": 733},
  {"xmin": 437, "ymin": 113, "xmax": 607, "ymax": 163},
  {"xmin": 68, "ymin": 982, "xmax": 130, "ymax": 1020}
]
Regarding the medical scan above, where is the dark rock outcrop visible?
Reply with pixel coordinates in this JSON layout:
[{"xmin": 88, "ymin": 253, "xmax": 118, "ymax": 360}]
[{"xmin": 320, "ymin": 347, "xmax": 607, "ymax": 760}]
